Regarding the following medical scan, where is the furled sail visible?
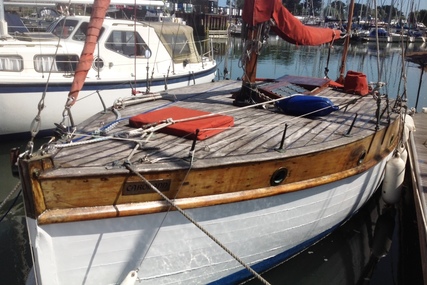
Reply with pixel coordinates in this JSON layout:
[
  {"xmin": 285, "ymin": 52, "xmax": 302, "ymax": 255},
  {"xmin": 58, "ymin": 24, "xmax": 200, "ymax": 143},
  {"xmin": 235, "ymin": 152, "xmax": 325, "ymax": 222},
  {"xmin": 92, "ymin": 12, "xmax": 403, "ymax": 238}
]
[
  {"xmin": 67, "ymin": 0, "xmax": 110, "ymax": 106},
  {"xmin": 242, "ymin": 0, "xmax": 340, "ymax": 46}
]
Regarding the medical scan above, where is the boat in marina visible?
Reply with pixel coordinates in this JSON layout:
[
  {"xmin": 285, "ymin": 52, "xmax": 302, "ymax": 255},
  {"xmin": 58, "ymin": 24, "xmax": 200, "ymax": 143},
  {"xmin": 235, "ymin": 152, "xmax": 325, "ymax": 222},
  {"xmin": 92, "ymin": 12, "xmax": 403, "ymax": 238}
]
[
  {"xmin": 0, "ymin": 0, "xmax": 216, "ymax": 139},
  {"xmin": 14, "ymin": 0, "xmax": 409, "ymax": 284},
  {"xmin": 361, "ymin": 27, "xmax": 426, "ymax": 43}
]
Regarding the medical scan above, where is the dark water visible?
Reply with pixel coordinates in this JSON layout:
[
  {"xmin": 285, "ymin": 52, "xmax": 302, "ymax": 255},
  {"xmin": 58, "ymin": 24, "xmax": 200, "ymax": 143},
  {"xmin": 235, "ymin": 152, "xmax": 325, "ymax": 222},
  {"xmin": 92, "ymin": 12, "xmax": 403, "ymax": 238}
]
[
  {"xmin": 1, "ymin": 38, "xmax": 425, "ymax": 284},
  {"xmin": 241, "ymin": 186, "xmax": 423, "ymax": 285}
]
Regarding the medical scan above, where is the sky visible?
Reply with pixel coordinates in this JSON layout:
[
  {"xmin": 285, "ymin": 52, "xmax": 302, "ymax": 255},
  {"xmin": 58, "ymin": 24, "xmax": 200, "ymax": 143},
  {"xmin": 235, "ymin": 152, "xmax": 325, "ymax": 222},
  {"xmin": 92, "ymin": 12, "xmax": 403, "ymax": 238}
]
[{"xmin": 217, "ymin": 0, "xmax": 427, "ymax": 11}]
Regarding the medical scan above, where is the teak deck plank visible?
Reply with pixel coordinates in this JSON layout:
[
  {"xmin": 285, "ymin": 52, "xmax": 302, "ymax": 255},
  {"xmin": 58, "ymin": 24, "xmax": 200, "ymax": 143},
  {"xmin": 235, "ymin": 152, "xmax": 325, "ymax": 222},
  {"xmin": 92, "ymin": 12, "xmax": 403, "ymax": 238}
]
[{"xmin": 48, "ymin": 80, "xmax": 398, "ymax": 176}]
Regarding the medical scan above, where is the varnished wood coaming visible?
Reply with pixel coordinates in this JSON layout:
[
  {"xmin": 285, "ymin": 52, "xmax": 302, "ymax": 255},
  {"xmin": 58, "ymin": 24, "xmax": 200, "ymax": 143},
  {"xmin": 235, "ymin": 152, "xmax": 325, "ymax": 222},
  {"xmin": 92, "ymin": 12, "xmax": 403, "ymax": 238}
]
[{"xmin": 18, "ymin": 80, "xmax": 402, "ymax": 224}]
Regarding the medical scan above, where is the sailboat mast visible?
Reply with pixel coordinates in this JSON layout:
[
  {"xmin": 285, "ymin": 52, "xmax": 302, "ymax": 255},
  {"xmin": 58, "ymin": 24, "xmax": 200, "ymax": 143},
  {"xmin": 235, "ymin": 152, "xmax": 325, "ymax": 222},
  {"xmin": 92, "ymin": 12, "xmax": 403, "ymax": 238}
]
[
  {"xmin": 66, "ymin": 0, "xmax": 111, "ymax": 107},
  {"xmin": 337, "ymin": 0, "xmax": 355, "ymax": 83},
  {"xmin": 242, "ymin": 27, "xmax": 259, "ymax": 84}
]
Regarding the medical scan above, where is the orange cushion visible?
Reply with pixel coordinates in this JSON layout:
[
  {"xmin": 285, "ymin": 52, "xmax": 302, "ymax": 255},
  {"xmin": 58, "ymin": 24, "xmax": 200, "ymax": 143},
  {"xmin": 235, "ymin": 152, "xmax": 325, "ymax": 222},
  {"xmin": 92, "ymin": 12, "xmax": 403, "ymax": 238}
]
[{"xmin": 129, "ymin": 106, "xmax": 234, "ymax": 140}]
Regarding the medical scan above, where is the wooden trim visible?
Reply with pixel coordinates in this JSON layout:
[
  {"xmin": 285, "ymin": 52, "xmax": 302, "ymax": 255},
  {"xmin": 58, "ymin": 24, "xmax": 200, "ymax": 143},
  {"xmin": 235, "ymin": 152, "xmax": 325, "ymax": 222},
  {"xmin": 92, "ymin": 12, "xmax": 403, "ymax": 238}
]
[
  {"xmin": 35, "ymin": 117, "xmax": 400, "ymax": 225},
  {"xmin": 37, "ymin": 149, "xmax": 389, "ymax": 225}
]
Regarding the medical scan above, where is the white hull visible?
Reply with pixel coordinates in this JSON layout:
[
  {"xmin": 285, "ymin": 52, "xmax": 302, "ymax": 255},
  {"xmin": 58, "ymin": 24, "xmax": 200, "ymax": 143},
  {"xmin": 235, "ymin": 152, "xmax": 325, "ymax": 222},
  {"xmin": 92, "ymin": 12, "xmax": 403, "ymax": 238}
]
[
  {"xmin": 0, "ymin": 16, "xmax": 217, "ymax": 138},
  {"xmin": 26, "ymin": 154, "xmax": 389, "ymax": 285},
  {"xmin": 0, "ymin": 69, "xmax": 216, "ymax": 137}
]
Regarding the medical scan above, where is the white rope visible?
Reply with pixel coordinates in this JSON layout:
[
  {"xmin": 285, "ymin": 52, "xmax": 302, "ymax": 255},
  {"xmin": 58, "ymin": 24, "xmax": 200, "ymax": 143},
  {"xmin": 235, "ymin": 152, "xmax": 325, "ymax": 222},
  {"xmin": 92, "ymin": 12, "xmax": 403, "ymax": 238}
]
[{"xmin": 0, "ymin": 182, "xmax": 21, "ymax": 212}]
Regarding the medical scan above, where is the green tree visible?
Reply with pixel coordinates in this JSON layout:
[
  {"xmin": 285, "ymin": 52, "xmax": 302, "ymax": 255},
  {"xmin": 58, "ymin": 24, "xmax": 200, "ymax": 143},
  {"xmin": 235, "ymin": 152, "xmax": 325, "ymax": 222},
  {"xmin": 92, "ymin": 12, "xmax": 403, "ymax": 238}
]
[
  {"xmin": 301, "ymin": 0, "xmax": 323, "ymax": 16},
  {"xmin": 235, "ymin": 0, "xmax": 244, "ymax": 9},
  {"xmin": 329, "ymin": 1, "xmax": 346, "ymax": 19},
  {"xmin": 417, "ymin": 9, "xmax": 427, "ymax": 26},
  {"xmin": 353, "ymin": 3, "xmax": 372, "ymax": 20},
  {"xmin": 377, "ymin": 5, "xmax": 403, "ymax": 22},
  {"xmin": 282, "ymin": 0, "xmax": 303, "ymax": 15}
]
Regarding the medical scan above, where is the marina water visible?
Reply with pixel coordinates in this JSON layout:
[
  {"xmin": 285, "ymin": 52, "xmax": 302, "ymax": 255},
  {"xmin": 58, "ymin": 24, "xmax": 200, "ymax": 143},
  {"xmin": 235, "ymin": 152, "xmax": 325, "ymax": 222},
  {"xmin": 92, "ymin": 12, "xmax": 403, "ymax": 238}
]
[{"xmin": 1, "ymin": 38, "xmax": 425, "ymax": 284}]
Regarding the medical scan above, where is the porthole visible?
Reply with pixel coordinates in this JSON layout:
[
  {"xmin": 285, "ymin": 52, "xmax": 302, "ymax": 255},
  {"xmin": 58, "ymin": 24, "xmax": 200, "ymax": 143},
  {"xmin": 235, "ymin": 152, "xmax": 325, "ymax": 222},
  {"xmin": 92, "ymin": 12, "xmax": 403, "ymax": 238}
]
[
  {"xmin": 358, "ymin": 150, "xmax": 366, "ymax": 165},
  {"xmin": 270, "ymin": 168, "xmax": 288, "ymax": 186},
  {"xmin": 92, "ymin": 56, "xmax": 104, "ymax": 71}
]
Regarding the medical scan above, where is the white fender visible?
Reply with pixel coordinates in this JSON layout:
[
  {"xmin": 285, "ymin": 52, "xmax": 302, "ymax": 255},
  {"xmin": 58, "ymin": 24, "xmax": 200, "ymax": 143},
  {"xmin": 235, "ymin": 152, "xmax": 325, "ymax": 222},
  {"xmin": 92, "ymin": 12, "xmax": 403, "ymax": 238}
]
[
  {"xmin": 402, "ymin": 125, "xmax": 409, "ymax": 144},
  {"xmin": 404, "ymin": 115, "xmax": 415, "ymax": 132},
  {"xmin": 120, "ymin": 270, "xmax": 138, "ymax": 285},
  {"xmin": 398, "ymin": 143, "xmax": 408, "ymax": 166},
  {"xmin": 402, "ymin": 115, "xmax": 415, "ymax": 144},
  {"xmin": 382, "ymin": 152, "xmax": 405, "ymax": 204}
]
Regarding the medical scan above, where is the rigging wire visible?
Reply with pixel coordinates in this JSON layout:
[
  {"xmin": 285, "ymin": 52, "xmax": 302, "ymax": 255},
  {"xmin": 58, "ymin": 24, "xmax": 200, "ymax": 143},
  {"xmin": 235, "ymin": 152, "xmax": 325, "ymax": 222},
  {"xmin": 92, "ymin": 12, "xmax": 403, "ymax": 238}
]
[
  {"xmin": 125, "ymin": 162, "xmax": 272, "ymax": 285},
  {"xmin": 0, "ymin": 190, "xmax": 22, "ymax": 223},
  {"xmin": 0, "ymin": 183, "xmax": 22, "ymax": 223},
  {"xmin": 127, "ymin": 145, "xmax": 197, "ymax": 281},
  {"xmin": 27, "ymin": 0, "xmax": 74, "ymax": 154}
]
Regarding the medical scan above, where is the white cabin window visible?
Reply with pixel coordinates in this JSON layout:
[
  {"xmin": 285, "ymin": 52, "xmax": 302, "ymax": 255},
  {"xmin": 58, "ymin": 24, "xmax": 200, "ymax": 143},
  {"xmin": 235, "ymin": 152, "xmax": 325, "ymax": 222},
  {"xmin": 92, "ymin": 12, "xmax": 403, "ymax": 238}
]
[
  {"xmin": 105, "ymin": 31, "xmax": 151, "ymax": 57},
  {"xmin": 0, "ymin": 56, "xmax": 23, "ymax": 72},
  {"xmin": 34, "ymin": 54, "xmax": 79, "ymax": 73},
  {"xmin": 72, "ymin": 22, "xmax": 105, "ymax": 42}
]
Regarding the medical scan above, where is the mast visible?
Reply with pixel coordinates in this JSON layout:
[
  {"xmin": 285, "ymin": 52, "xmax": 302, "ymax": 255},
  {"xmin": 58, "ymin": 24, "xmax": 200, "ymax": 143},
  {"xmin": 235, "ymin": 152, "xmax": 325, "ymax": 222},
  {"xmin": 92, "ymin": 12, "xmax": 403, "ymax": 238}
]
[
  {"xmin": 337, "ymin": 0, "xmax": 355, "ymax": 83},
  {"xmin": 235, "ymin": 0, "xmax": 341, "ymax": 106},
  {"xmin": 65, "ymin": 0, "xmax": 111, "ymax": 107}
]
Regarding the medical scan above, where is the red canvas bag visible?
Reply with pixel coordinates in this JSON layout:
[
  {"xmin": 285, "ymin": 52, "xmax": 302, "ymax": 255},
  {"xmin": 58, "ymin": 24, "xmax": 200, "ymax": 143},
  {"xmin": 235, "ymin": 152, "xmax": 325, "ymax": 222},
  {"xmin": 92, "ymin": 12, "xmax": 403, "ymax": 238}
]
[{"xmin": 344, "ymin": 71, "xmax": 369, "ymax": 96}]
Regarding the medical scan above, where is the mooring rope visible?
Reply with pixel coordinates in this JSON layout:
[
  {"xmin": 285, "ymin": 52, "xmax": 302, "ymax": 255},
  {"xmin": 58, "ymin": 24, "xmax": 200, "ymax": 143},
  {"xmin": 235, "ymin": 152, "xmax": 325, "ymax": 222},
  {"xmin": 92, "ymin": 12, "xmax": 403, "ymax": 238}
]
[
  {"xmin": 124, "ymin": 162, "xmax": 271, "ymax": 285},
  {"xmin": 0, "ymin": 182, "xmax": 21, "ymax": 212},
  {"xmin": 0, "ymin": 183, "xmax": 22, "ymax": 223}
]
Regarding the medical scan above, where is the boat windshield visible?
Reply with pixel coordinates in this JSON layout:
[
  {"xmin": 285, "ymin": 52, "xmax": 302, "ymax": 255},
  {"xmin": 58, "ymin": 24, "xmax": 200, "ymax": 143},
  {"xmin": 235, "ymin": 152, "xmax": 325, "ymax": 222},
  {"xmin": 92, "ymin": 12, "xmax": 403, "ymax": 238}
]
[
  {"xmin": 47, "ymin": 18, "xmax": 79, "ymax": 39},
  {"xmin": 46, "ymin": 18, "xmax": 104, "ymax": 41}
]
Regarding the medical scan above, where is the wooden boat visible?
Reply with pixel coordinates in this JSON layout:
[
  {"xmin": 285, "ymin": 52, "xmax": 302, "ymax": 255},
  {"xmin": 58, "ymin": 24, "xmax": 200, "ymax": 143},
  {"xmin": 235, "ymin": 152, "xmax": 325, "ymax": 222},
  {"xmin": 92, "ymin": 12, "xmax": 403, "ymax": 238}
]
[
  {"xmin": 15, "ymin": 0, "xmax": 407, "ymax": 284},
  {"xmin": 0, "ymin": 0, "xmax": 216, "ymax": 139}
]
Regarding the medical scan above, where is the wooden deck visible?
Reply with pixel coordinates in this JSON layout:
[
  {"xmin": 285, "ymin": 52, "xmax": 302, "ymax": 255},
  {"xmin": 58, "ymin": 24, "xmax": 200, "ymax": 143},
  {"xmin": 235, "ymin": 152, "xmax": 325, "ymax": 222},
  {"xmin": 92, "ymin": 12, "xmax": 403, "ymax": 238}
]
[
  {"xmin": 51, "ymin": 80, "xmax": 395, "ymax": 174},
  {"xmin": 408, "ymin": 111, "xmax": 427, "ymax": 283},
  {"xmin": 20, "ymin": 78, "xmax": 402, "ymax": 224}
]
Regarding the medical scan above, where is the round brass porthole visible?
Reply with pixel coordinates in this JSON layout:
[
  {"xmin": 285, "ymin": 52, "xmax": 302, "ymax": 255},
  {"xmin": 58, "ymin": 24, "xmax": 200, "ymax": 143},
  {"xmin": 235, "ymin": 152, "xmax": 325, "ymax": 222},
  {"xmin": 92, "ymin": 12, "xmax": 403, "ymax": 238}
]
[
  {"xmin": 358, "ymin": 150, "xmax": 366, "ymax": 165},
  {"xmin": 270, "ymin": 168, "xmax": 288, "ymax": 186}
]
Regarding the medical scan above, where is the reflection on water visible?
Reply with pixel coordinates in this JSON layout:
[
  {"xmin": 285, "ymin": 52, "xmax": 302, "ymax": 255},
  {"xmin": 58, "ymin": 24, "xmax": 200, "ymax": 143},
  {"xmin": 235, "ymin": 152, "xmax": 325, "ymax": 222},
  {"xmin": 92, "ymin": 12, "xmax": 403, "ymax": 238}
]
[
  {"xmin": 0, "ymin": 195, "xmax": 32, "ymax": 285},
  {"xmin": 213, "ymin": 38, "xmax": 427, "ymax": 112}
]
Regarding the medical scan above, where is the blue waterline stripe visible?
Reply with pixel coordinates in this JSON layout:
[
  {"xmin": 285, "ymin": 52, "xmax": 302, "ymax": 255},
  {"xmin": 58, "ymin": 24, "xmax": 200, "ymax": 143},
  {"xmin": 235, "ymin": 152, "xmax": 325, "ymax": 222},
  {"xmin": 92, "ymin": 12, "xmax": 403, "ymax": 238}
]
[
  {"xmin": 0, "ymin": 65, "xmax": 217, "ymax": 93},
  {"xmin": 208, "ymin": 222, "xmax": 346, "ymax": 284}
]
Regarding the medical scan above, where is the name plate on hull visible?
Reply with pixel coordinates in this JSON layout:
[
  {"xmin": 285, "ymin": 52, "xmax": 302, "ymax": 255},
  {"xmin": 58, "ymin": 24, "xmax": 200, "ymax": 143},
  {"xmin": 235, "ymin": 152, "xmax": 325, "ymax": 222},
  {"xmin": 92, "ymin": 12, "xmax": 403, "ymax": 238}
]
[{"xmin": 123, "ymin": 179, "xmax": 171, "ymax": 195}]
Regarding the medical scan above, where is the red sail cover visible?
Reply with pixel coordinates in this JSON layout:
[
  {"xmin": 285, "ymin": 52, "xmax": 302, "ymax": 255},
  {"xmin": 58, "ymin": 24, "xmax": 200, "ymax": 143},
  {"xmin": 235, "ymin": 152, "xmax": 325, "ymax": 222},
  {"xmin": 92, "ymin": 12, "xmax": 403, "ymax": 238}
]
[
  {"xmin": 242, "ymin": 0, "xmax": 341, "ymax": 46},
  {"xmin": 67, "ymin": 0, "xmax": 111, "ymax": 106}
]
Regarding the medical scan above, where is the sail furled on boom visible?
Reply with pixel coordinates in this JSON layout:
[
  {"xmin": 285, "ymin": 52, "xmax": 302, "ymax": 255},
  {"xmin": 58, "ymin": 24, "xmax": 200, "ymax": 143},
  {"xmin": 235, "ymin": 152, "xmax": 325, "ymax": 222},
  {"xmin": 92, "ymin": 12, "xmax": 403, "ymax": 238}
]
[
  {"xmin": 242, "ymin": 0, "xmax": 341, "ymax": 46},
  {"xmin": 67, "ymin": 0, "xmax": 111, "ymax": 106}
]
